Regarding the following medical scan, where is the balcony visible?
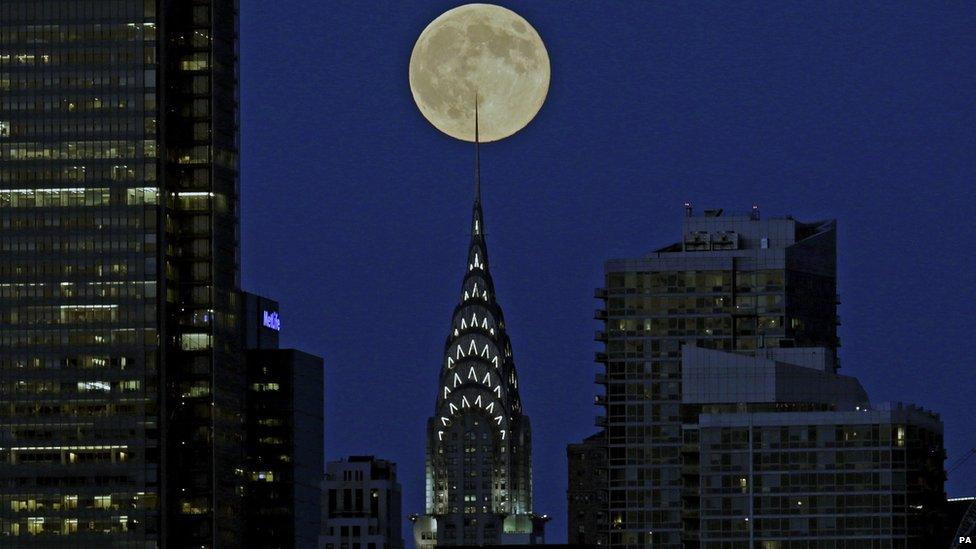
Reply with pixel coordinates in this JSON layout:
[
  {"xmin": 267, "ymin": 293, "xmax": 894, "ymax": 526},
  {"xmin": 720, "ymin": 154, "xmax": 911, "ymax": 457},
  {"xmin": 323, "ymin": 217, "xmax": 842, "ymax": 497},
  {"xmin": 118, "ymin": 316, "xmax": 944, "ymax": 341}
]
[
  {"xmin": 594, "ymin": 373, "xmax": 607, "ymax": 385},
  {"xmin": 595, "ymin": 416, "xmax": 607, "ymax": 428},
  {"xmin": 594, "ymin": 309, "xmax": 608, "ymax": 320},
  {"xmin": 594, "ymin": 395, "xmax": 607, "ymax": 407},
  {"xmin": 594, "ymin": 352, "xmax": 608, "ymax": 363},
  {"xmin": 594, "ymin": 330, "xmax": 607, "ymax": 342},
  {"xmin": 594, "ymin": 288, "xmax": 608, "ymax": 299}
]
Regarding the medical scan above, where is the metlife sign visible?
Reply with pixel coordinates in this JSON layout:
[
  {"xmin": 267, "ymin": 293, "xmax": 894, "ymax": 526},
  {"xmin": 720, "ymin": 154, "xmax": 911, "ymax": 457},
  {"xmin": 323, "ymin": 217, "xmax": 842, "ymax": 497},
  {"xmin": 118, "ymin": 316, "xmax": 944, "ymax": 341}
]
[{"xmin": 262, "ymin": 310, "xmax": 281, "ymax": 332}]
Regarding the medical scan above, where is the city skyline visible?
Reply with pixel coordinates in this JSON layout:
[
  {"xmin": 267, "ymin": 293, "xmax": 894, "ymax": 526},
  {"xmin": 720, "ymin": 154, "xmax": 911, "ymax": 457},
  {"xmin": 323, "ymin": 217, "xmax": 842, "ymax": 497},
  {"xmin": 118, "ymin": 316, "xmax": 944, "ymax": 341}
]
[
  {"xmin": 1, "ymin": 1, "xmax": 968, "ymax": 547},
  {"xmin": 238, "ymin": 1, "xmax": 975, "ymax": 545}
]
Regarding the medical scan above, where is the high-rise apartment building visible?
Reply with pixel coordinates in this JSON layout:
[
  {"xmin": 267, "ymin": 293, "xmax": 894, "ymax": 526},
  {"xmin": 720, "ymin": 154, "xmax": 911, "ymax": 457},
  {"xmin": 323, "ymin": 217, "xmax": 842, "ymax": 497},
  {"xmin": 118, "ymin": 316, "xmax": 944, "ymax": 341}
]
[
  {"xmin": 412, "ymin": 184, "xmax": 545, "ymax": 547},
  {"xmin": 587, "ymin": 207, "xmax": 946, "ymax": 548},
  {"xmin": 593, "ymin": 208, "xmax": 838, "ymax": 547},
  {"xmin": 320, "ymin": 456, "xmax": 403, "ymax": 549},
  {"xmin": 0, "ymin": 2, "xmax": 324, "ymax": 547}
]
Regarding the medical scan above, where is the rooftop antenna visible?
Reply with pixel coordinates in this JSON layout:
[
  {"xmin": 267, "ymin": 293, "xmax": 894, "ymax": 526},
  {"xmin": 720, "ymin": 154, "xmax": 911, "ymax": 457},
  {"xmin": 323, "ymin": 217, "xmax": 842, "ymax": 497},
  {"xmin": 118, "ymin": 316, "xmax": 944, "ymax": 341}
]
[{"xmin": 475, "ymin": 93, "xmax": 481, "ymax": 204}]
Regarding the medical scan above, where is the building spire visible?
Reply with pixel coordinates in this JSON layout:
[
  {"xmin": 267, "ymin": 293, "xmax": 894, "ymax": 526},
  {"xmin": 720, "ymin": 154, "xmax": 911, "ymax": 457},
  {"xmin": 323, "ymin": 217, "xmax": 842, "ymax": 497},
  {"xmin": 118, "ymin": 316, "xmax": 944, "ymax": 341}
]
[
  {"xmin": 475, "ymin": 93, "xmax": 481, "ymax": 204},
  {"xmin": 472, "ymin": 94, "xmax": 484, "ymax": 237}
]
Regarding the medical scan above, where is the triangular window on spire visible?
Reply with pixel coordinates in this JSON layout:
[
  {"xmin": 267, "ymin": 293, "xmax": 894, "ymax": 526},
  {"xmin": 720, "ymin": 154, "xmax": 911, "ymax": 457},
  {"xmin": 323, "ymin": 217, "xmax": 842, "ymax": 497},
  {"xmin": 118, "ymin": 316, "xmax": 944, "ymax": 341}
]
[
  {"xmin": 467, "ymin": 367, "xmax": 477, "ymax": 381},
  {"xmin": 453, "ymin": 372, "xmax": 462, "ymax": 388}
]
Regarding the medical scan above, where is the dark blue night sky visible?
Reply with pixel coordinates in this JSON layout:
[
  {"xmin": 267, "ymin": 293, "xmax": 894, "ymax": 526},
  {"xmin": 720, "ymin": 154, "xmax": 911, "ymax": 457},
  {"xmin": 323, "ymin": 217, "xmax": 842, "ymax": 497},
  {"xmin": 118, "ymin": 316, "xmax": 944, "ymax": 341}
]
[{"xmin": 239, "ymin": 2, "xmax": 975, "ymax": 543}]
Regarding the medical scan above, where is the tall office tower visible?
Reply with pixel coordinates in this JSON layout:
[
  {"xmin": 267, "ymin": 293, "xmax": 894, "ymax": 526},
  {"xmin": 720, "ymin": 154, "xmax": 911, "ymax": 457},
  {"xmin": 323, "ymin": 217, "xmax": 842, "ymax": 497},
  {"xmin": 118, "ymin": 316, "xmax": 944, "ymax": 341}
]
[
  {"xmin": 567, "ymin": 431, "xmax": 608, "ymax": 546},
  {"xmin": 320, "ymin": 456, "xmax": 403, "ymax": 549},
  {"xmin": 0, "ymin": 1, "xmax": 241, "ymax": 546},
  {"xmin": 413, "ymin": 187, "xmax": 545, "ymax": 547},
  {"xmin": 241, "ymin": 293, "xmax": 324, "ymax": 549},
  {"xmin": 593, "ymin": 208, "xmax": 839, "ymax": 548}
]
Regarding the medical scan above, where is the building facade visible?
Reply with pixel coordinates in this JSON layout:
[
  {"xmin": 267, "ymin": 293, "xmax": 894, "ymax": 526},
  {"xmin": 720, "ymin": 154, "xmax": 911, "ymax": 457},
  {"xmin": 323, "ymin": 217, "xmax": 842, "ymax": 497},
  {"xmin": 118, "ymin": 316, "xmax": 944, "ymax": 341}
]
[
  {"xmin": 320, "ymin": 456, "xmax": 403, "ymax": 549},
  {"xmin": 0, "ymin": 4, "xmax": 325, "ymax": 548},
  {"xmin": 567, "ymin": 431, "xmax": 607, "ymax": 546},
  {"xmin": 243, "ymin": 346, "xmax": 324, "ymax": 548},
  {"xmin": 588, "ymin": 207, "xmax": 946, "ymax": 548},
  {"xmin": 0, "ymin": 0, "xmax": 241, "ymax": 546},
  {"xmin": 238, "ymin": 292, "xmax": 325, "ymax": 548},
  {"xmin": 696, "ymin": 404, "xmax": 945, "ymax": 546},
  {"xmin": 413, "ymin": 186, "xmax": 544, "ymax": 547}
]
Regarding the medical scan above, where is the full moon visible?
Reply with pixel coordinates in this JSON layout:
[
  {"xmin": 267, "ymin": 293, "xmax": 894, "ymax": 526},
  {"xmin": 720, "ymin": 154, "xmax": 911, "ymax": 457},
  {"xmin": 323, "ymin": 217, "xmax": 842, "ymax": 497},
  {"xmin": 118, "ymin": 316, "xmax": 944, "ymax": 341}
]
[{"xmin": 409, "ymin": 3, "xmax": 550, "ymax": 142}]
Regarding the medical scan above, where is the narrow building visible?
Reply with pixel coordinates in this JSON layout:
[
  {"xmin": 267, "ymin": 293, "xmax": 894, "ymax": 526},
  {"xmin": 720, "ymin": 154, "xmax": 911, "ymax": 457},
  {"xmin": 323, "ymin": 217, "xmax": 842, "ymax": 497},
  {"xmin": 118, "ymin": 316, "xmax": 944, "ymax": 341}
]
[
  {"xmin": 241, "ymin": 293, "xmax": 325, "ymax": 549},
  {"xmin": 567, "ymin": 431, "xmax": 608, "ymax": 546}
]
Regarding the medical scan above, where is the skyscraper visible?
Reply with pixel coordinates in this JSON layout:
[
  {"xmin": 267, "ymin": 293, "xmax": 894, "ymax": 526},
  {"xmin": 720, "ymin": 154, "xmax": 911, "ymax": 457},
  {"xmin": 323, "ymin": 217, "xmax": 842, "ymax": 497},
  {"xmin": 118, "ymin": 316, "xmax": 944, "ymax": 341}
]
[
  {"xmin": 413, "ymin": 183, "xmax": 544, "ymax": 547},
  {"xmin": 0, "ymin": 1, "xmax": 245, "ymax": 545},
  {"xmin": 241, "ymin": 293, "xmax": 324, "ymax": 549},
  {"xmin": 586, "ymin": 207, "xmax": 946, "ymax": 547},
  {"xmin": 593, "ymin": 208, "xmax": 839, "ymax": 547}
]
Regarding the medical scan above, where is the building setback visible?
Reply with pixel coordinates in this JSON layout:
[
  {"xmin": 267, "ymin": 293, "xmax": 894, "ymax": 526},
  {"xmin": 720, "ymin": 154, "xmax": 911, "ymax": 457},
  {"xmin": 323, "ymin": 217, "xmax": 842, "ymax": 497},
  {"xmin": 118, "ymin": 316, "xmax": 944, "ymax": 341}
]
[
  {"xmin": 582, "ymin": 207, "xmax": 947, "ymax": 548},
  {"xmin": 320, "ymin": 456, "xmax": 403, "ymax": 549}
]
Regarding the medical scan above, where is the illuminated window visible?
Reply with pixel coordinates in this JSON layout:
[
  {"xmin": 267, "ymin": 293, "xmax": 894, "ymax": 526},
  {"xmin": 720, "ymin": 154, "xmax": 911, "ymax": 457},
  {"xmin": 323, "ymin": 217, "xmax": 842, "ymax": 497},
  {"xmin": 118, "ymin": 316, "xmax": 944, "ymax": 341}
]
[
  {"xmin": 0, "ymin": 120, "xmax": 8, "ymax": 138},
  {"xmin": 250, "ymin": 382, "xmax": 279, "ymax": 392},
  {"xmin": 180, "ymin": 333, "xmax": 211, "ymax": 350},
  {"xmin": 94, "ymin": 495, "xmax": 112, "ymax": 509},
  {"xmin": 27, "ymin": 517, "xmax": 44, "ymax": 535},
  {"xmin": 180, "ymin": 53, "xmax": 209, "ymax": 71},
  {"xmin": 77, "ymin": 381, "xmax": 111, "ymax": 393}
]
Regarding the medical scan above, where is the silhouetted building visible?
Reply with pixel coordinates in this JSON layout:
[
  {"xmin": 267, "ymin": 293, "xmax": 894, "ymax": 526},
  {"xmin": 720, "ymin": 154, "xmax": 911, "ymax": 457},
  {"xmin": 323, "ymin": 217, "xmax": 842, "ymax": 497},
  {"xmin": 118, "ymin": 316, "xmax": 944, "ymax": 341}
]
[
  {"xmin": 320, "ymin": 456, "xmax": 403, "ymax": 549},
  {"xmin": 412, "ymin": 181, "xmax": 545, "ymax": 546},
  {"xmin": 567, "ymin": 431, "xmax": 607, "ymax": 546},
  {"xmin": 0, "ymin": 0, "xmax": 243, "ymax": 545},
  {"xmin": 240, "ymin": 293, "xmax": 324, "ymax": 548},
  {"xmin": 588, "ymin": 207, "xmax": 946, "ymax": 548}
]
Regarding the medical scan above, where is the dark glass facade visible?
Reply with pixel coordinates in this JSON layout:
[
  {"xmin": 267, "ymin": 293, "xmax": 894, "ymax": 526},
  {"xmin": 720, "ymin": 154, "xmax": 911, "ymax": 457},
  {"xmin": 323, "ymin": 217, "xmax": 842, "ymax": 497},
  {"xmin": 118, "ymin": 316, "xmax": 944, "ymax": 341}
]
[
  {"xmin": 244, "ymin": 348, "xmax": 324, "ymax": 549},
  {"xmin": 0, "ymin": 0, "xmax": 240, "ymax": 546}
]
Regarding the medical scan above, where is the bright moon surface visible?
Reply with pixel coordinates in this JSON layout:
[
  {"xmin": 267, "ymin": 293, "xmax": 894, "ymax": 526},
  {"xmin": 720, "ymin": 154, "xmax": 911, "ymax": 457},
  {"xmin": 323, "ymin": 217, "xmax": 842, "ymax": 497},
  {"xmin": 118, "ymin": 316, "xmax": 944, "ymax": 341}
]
[{"xmin": 409, "ymin": 3, "xmax": 550, "ymax": 142}]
